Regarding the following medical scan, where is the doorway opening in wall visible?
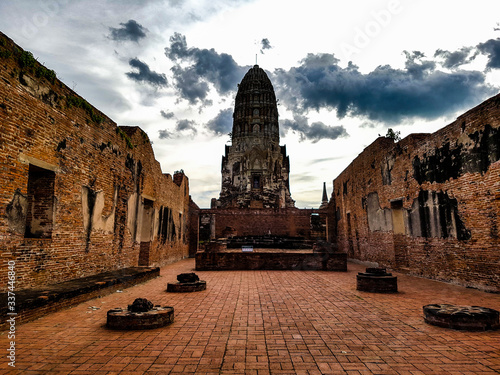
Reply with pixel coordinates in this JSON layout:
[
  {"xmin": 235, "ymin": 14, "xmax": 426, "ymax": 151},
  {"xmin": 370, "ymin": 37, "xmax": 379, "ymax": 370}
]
[
  {"xmin": 139, "ymin": 198, "xmax": 154, "ymax": 266},
  {"xmin": 311, "ymin": 213, "xmax": 321, "ymax": 230},
  {"xmin": 252, "ymin": 174, "xmax": 261, "ymax": 190},
  {"xmin": 390, "ymin": 199, "xmax": 405, "ymax": 234},
  {"xmin": 310, "ymin": 213, "xmax": 327, "ymax": 241},
  {"xmin": 391, "ymin": 198, "xmax": 409, "ymax": 268},
  {"xmin": 25, "ymin": 164, "xmax": 55, "ymax": 239}
]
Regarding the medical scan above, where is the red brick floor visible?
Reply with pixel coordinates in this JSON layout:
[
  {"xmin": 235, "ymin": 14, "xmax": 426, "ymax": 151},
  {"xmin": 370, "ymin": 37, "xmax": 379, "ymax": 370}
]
[{"xmin": 1, "ymin": 259, "xmax": 500, "ymax": 374}]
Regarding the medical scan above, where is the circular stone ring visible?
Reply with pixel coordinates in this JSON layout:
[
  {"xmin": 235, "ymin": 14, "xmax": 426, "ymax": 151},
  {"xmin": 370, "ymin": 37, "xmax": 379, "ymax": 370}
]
[
  {"xmin": 423, "ymin": 304, "xmax": 499, "ymax": 331},
  {"xmin": 106, "ymin": 306, "xmax": 174, "ymax": 330}
]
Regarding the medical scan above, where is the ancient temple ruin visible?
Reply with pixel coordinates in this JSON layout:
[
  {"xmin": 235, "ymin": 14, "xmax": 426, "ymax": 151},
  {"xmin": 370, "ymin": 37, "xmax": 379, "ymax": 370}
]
[
  {"xmin": 0, "ymin": 32, "xmax": 191, "ymax": 291},
  {"xmin": 195, "ymin": 66, "xmax": 328, "ymax": 247},
  {"xmin": 195, "ymin": 65, "xmax": 333, "ymax": 270},
  {"xmin": 2, "ymin": 28, "xmax": 500, "ymax": 296},
  {"xmin": 216, "ymin": 65, "xmax": 294, "ymax": 209}
]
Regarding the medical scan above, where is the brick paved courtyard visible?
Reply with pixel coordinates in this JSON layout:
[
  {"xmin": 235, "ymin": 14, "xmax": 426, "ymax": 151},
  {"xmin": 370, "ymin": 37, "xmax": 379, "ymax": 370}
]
[{"xmin": 1, "ymin": 259, "xmax": 500, "ymax": 374}]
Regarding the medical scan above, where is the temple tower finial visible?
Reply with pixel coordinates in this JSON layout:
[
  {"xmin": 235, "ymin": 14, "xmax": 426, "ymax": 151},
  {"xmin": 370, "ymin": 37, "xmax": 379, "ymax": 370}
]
[{"xmin": 320, "ymin": 182, "xmax": 329, "ymax": 209}]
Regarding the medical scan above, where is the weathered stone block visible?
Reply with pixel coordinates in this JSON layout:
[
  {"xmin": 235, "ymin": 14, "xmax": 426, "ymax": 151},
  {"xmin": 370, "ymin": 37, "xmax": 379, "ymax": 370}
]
[
  {"xmin": 167, "ymin": 280, "xmax": 206, "ymax": 293},
  {"xmin": 177, "ymin": 273, "xmax": 199, "ymax": 283},
  {"xmin": 166, "ymin": 272, "xmax": 206, "ymax": 293},
  {"xmin": 356, "ymin": 268, "xmax": 398, "ymax": 293}
]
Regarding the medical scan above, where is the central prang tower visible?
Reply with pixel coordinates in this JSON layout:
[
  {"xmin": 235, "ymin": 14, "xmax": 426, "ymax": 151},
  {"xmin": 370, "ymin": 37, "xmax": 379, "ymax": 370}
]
[{"xmin": 216, "ymin": 65, "xmax": 295, "ymax": 209}]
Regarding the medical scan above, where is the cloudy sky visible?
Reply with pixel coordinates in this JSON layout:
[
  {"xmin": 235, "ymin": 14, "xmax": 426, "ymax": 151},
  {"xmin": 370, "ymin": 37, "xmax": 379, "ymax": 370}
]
[{"xmin": 1, "ymin": 0, "xmax": 499, "ymax": 208}]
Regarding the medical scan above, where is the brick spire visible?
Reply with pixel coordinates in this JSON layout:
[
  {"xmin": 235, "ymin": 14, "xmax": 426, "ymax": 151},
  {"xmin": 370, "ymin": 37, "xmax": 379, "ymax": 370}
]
[{"xmin": 320, "ymin": 182, "xmax": 328, "ymax": 209}]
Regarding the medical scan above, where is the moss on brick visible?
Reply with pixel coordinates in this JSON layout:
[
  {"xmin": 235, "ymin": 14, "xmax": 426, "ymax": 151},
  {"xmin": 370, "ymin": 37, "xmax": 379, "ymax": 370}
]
[{"xmin": 66, "ymin": 95, "xmax": 104, "ymax": 124}]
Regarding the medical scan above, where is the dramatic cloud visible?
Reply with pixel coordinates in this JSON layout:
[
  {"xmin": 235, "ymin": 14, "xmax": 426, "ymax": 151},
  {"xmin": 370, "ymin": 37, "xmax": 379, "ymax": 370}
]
[
  {"xmin": 170, "ymin": 65, "xmax": 210, "ymax": 104},
  {"xmin": 206, "ymin": 108, "xmax": 232, "ymax": 135},
  {"xmin": 108, "ymin": 20, "xmax": 147, "ymax": 42},
  {"xmin": 274, "ymin": 51, "xmax": 494, "ymax": 123},
  {"xmin": 126, "ymin": 58, "xmax": 168, "ymax": 87},
  {"xmin": 160, "ymin": 110, "xmax": 175, "ymax": 119},
  {"xmin": 402, "ymin": 51, "xmax": 436, "ymax": 79},
  {"xmin": 158, "ymin": 129, "xmax": 172, "ymax": 139},
  {"xmin": 165, "ymin": 32, "xmax": 189, "ymax": 59},
  {"xmin": 260, "ymin": 38, "xmax": 272, "ymax": 54},
  {"xmin": 165, "ymin": 33, "xmax": 248, "ymax": 104},
  {"xmin": 281, "ymin": 114, "xmax": 348, "ymax": 143},
  {"xmin": 433, "ymin": 38, "xmax": 500, "ymax": 71},
  {"xmin": 477, "ymin": 38, "xmax": 500, "ymax": 70},
  {"xmin": 176, "ymin": 119, "xmax": 197, "ymax": 136},
  {"xmin": 434, "ymin": 47, "xmax": 476, "ymax": 69},
  {"xmin": 158, "ymin": 120, "xmax": 197, "ymax": 139}
]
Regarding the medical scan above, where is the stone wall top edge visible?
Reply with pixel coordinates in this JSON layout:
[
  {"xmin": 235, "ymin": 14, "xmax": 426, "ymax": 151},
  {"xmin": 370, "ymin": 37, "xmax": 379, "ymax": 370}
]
[{"xmin": 0, "ymin": 32, "xmax": 117, "ymax": 131}]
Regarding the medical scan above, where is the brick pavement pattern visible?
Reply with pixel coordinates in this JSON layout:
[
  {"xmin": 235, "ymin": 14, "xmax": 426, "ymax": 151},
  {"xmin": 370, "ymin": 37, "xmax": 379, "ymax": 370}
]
[{"xmin": 1, "ymin": 259, "xmax": 500, "ymax": 374}]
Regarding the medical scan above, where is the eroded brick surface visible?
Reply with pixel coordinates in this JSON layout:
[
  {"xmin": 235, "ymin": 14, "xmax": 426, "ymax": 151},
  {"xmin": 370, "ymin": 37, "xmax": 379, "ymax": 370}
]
[
  {"xmin": 198, "ymin": 208, "xmax": 327, "ymax": 241},
  {"xmin": 333, "ymin": 94, "xmax": 500, "ymax": 292}
]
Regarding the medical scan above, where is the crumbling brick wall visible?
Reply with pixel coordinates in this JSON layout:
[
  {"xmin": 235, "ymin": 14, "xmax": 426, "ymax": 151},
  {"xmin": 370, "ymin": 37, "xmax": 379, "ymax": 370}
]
[
  {"xmin": 198, "ymin": 208, "xmax": 327, "ymax": 240},
  {"xmin": 0, "ymin": 32, "xmax": 190, "ymax": 291},
  {"xmin": 333, "ymin": 93, "xmax": 500, "ymax": 292}
]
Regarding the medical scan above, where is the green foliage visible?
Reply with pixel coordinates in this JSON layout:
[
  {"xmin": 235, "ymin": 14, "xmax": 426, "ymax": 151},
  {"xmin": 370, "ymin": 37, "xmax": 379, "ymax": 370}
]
[
  {"xmin": 66, "ymin": 95, "xmax": 86, "ymax": 108},
  {"xmin": 0, "ymin": 51, "xmax": 11, "ymax": 59},
  {"xmin": 66, "ymin": 95, "xmax": 104, "ymax": 124},
  {"xmin": 19, "ymin": 51, "xmax": 36, "ymax": 69},
  {"xmin": 116, "ymin": 127, "xmax": 134, "ymax": 149},
  {"xmin": 385, "ymin": 128, "xmax": 401, "ymax": 142},
  {"xmin": 35, "ymin": 66, "xmax": 56, "ymax": 84},
  {"xmin": 0, "ymin": 38, "xmax": 12, "ymax": 59},
  {"xmin": 0, "ymin": 48, "xmax": 11, "ymax": 59},
  {"xmin": 140, "ymin": 130, "xmax": 150, "ymax": 144},
  {"xmin": 0, "ymin": 40, "xmax": 56, "ymax": 82},
  {"xmin": 17, "ymin": 50, "xmax": 57, "ymax": 84}
]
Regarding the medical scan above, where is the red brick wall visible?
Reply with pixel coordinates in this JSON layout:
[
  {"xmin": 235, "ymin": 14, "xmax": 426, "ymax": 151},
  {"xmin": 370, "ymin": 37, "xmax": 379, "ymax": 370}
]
[
  {"xmin": 199, "ymin": 208, "xmax": 325, "ymax": 240},
  {"xmin": 188, "ymin": 198, "xmax": 200, "ymax": 256},
  {"xmin": 333, "ymin": 93, "xmax": 500, "ymax": 292},
  {"xmin": 196, "ymin": 251, "xmax": 347, "ymax": 271},
  {"xmin": 0, "ymin": 32, "xmax": 190, "ymax": 291}
]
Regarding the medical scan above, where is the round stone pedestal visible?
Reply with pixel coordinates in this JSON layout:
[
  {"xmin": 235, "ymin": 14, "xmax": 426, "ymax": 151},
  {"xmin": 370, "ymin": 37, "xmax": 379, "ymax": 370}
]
[
  {"xmin": 167, "ymin": 280, "xmax": 206, "ymax": 293},
  {"xmin": 356, "ymin": 268, "xmax": 398, "ymax": 293},
  {"xmin": 106, "ymin": 306, "xmax": 174, "ymax": 330},
  {"xmin": 423, "ymin": 304, "xmax": 499, "ymax": 331},
  {"xmin": 167, "ymin": 272, "xmax": 206, "ymax": 293}
]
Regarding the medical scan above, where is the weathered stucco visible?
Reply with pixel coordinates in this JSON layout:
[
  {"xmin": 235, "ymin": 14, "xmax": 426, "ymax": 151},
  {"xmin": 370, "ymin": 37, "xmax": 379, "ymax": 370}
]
[{"xmin": 81, "ymin": 186, "xmax": 118, "ymax": 235}]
